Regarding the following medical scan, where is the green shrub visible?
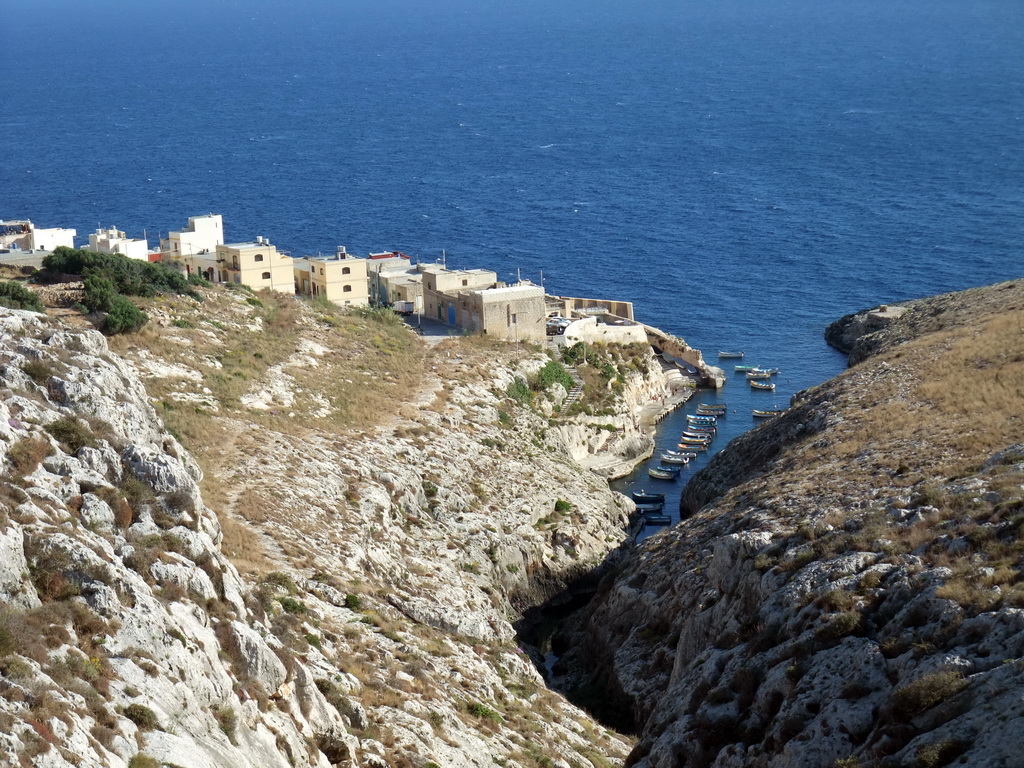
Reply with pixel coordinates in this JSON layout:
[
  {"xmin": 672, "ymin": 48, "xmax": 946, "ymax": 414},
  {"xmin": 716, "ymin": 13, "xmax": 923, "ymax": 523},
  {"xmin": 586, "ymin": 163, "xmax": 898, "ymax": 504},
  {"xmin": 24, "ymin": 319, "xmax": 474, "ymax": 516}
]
[
  {"xmin": 123, "ymin": 703, "xmax": 160, "ymax": 730},
  {"xmin": 344, "ymin": 594, "xmax": 362, "ymax": 611},
  {"xmin": 278, "ymin": 596, "xmax": 307, "ymax": 614},
  {"xmin": 554, "ymin": 499, "xmax": 572, "ymax": 513},
  {"xmin": 82, "ymin": 273, "xmax": 118, "ymax": 313},
  {"xmin": 506, "ymin": 378, "xmax": 533, "ymax": 404},
  {"xmin": 467, "ymin": 702, "xmax": 502, "ymax": 723},
  {"xmin": 103, "ymin": 295, "xmax": 148, "ymax": 335},
  {"xmin": 0, "ymin": 281, "xmax": 44, "ymax": 312},
  {"xmin": 262, "ymin": 571, "xmax": 297, "ymax": 593},
  {"xmin": 128, "ymin": 755, "xmax": 160, "ymax": 768},
  {"xmin": 45, "ymin": 418, "xmax": 95, "ymax": 452},
  {"xmin": 535, "ymin": 360, "xmax": 575, "ymax": 392}
]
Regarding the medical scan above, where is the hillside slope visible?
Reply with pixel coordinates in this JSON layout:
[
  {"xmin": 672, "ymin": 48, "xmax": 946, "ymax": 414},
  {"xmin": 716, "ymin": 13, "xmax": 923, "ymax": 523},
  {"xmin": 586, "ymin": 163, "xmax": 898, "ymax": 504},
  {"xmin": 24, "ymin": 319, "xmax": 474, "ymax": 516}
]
[
  {"xmin": 0, "ymin": 287, "xmax": 680, "ymax": 767},
  {"xmin": 566, "ymin": 279, "xmax": 1024, "ymax": 768}
]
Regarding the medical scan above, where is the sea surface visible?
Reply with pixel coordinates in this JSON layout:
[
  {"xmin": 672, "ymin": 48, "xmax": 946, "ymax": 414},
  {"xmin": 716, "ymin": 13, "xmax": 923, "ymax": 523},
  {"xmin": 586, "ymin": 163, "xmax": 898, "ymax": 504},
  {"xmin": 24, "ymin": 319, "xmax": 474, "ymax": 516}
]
[{"xmin": 4, "ymin": 0, "xmax": 1023, "ymax": 526}]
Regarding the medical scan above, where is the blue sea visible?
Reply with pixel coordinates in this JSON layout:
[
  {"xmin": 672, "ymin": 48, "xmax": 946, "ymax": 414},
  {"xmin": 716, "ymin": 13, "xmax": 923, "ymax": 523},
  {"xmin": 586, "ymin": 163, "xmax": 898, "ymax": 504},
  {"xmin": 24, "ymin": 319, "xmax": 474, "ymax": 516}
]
[{"xmin": 4, "ymin": 0, "xmax": 1023, "ymax": 522}]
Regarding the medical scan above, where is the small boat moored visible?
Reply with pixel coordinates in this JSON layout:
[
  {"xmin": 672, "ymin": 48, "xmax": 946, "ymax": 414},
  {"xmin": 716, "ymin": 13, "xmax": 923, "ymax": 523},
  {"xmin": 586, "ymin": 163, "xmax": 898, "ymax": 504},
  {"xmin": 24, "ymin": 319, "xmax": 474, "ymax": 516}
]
[
  {"xmin": 734, "ymin": 365, "xmax": 758, "ymax": 373},
  {"xmin": 635, "ymin": 502, "xmax": 665, "ymax": 514},
  {"xmin": 660, "ymin": 452, "xmax": 690, "ymax": 465},
  {"xmin": 648, "ymin": 465, "xmax": 682, "ymax": 479},
  {"xmin": 687, "ymin": 415, "xmax": 717, "ymax": 424},
  {"xmin": 750, "ymin": 380, "xmax": 776, "ymax": 391},
  {"xmin": 643, "ymin": 513, "xmax": 672, "ymax": 525},
  {"xmin": 696, "ymin": 404, "xmax": 727, "ymax": 415},
  {"xmin": 746, "ymin": 371, "xmax": 773, "ymax": 380},
  {"xmin": 718, "ymin": 351, "xmax": 744, "ymax": 359},
  {"xmin": 753, "ymin": 408, "xmax": 787, "ymax": 418},
  {"xmin": 631, "ymin": 490, "xmax": 666, "ymax": 504}
]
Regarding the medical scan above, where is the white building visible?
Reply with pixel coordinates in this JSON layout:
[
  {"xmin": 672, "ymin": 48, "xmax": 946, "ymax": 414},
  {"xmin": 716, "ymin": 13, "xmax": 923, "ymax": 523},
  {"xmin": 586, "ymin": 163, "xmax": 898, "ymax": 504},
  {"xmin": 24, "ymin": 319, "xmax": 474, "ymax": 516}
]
[
  {"xmin": 88, "ymin": 227, "xmax": 149, "ymax": 260},
  {"xmin": 160, "ymin": 214, "xmax": 224, "ymax": 264},
  {"xmin": 0, "ymin": 220, "xmax": 76, "ymax": 251}
]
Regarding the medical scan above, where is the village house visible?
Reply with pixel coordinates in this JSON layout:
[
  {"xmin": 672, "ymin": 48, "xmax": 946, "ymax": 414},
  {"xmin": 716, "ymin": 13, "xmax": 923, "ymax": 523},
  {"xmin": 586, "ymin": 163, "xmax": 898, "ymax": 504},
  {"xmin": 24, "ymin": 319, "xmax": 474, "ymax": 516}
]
[
  {"xmin": 367, "ymin": 252, "xmax": 424, "ymax": 312},
  {"xmin": 160, "ymin": 214, "xmax": 225, "ymax": 279},
  {"xmin": 0, "ymin": 219, "xmax": 76, "ymax": 251},
  {"xmin": 422, "ymin": 265, "xmax": 547, "ymax": 341},
  {"xmin": 159, "ymin": 215, "xmax": 293, "ymax": 295},
  {"xmin": 87, "ymin": 226, "xmax": 152, "ymax": 261},
  {"xmin": 216, "ymin": 239, "xmax": 295, "ymax": 295},
  {"xmin": 293, "ymin": 247, "xmax": 369, "ymax": 306}
]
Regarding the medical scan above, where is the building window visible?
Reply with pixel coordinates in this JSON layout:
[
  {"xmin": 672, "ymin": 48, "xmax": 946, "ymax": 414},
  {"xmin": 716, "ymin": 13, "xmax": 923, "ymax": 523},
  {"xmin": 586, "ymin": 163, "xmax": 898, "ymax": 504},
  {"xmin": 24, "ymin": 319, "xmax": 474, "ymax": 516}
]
[
  {"xmin": 255, "ymin": 254, "xmax": 264, "ymax": 262},
  {"xmin": 342, "ymin": 267, "xmax": 351, "ymax": 275},
  {"xmin": 462, "ymin": 279, "xmax": 468, "ymax": 286},
  {"xmin": 343, "ymin": 285, "xmax": 352, "ymax": 293},
  {"xmin": 320, "ymin": 268, "xmax": 324, "ymax": 275},
  {"xmin": 262, "ymin": 271, "xmax": 271, "ymax": 279}
]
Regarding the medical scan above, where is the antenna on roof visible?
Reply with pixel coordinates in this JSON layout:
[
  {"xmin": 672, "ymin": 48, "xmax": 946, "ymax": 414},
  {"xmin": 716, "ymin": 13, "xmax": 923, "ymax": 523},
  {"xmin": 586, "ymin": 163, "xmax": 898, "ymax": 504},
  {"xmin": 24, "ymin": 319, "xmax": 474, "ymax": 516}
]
[{"xmin": 442, "ymin": 249, "xmax": 447, "ymax": 268}]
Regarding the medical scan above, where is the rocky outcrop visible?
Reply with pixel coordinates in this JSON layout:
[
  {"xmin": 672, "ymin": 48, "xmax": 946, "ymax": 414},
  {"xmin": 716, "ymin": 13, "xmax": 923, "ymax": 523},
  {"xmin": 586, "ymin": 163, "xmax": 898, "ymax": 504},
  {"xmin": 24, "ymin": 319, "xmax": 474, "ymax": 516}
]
[
  {"xmin": 0, "ymin": 304, "xmax": 651, "ymax": 767},
  {"xmin": 565, "ymin": 279, "xmax": 1024, "ymax": 768}
]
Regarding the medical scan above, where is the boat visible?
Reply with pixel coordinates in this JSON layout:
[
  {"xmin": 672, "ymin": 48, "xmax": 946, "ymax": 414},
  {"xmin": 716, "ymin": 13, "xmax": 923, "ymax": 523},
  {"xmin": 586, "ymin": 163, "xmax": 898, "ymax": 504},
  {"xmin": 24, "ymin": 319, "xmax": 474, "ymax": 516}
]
[
  {"xmin": 734, "ymin": 365, "xmax": 758, "ymax": 373},
  {"xmin": 750, "ymin": 380, "xmax": 776, "ymax": 391},
  {"xmin": 635, "ymin": 502, "xmax": 665, "ymax": 514},
  {"xmin": 746, "ymin": 371, "xmax": 773, "ymax": 380},
  {"xmin": 680, "ymin": 432, "xmax": 712, "ymax": 442},
  {"xmin": 660, "ymin": 452, "xmax": 690, "ymax": 464},
  {"xmin": 666, "ymin": 450, "xmax": 697, "ymax": 460},
  {"xmin": 753, "ymin": 408, "xmax": 787, "ymax": 418},
  {"xmin": 695, "ymin": 404, "xmax": 727, "ymax": 415},
  {"xmin": 687, "ymin": 415, "xmax": 717, "ymax": 424},
  {"xmin": 718, "ymin": 351, "xmax": 744, "ymax": 359},
  {"xmin": 631, "ymin": 490, "xmax": 666, "ymax": 504},
  {"xmin": 648, "ymin": 466, "xmax": 681, "ymax": 479},
  {"xmin": 758, "ymin": 367, "xmax": 780, "ymax": 375},
  {"xmin": 678, "ymin": 441, "xmax": 708, "ymax": 451},
  {"xmin": 685, "ymin": 424, "xmax": 717, "ymax": 433},
  {"xmin": 642, "ymin": 513, "xmax": 672, "ymax": 525}
]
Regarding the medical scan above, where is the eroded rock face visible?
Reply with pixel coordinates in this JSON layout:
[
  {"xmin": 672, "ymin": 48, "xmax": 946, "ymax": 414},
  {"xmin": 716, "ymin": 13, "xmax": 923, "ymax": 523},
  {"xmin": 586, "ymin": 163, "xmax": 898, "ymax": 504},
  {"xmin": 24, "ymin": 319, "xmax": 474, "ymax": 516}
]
[
  {"xmin": 0, "ymin": 306, "xmax": 657, "ymax": 768},
  {"xmin": 566, "ymin": 281, "xmax": 1024, "ymax": 768}
]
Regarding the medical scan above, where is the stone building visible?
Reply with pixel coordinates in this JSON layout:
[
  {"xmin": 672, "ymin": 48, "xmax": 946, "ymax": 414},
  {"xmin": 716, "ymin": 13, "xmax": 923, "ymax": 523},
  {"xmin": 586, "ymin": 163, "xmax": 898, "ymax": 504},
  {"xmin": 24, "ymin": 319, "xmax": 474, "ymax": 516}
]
[
  {"xmin": 216, "ymin": 239, "xmax": 295, "ymax": 295},
  {"xmin": 422, "ymin": 264, "xmax": 546, "ymax": 340},
  {"xmin": 293, "ymin": 248, "xmax": 369, "ymax": 306}
]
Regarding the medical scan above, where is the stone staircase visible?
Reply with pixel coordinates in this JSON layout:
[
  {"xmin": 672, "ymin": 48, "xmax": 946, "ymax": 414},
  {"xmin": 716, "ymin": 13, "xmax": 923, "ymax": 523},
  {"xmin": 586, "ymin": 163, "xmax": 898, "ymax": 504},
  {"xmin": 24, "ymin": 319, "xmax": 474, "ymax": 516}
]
[{"xmin": 561, "ymin": 367, "xmax": 585, "ymax": 411}]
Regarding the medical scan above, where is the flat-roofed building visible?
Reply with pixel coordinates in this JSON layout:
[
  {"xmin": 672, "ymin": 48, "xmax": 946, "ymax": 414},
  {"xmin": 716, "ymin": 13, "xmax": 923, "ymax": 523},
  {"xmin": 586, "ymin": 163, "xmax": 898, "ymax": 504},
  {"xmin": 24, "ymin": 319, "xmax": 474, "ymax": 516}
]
[
  {"xmin": 420, "ymin": 262, "xmax": 545, "ymax": 340},
  {"xmin": 88, "ymin": 226, "xmax": 149, "ymax": 260},
  {"xmin": 465, "ymin": 283, "xmax": 547, "ymax": 341},
  {"xmin": 294, "ymin": 247, "xmax": 369, "ymax": 306},
  {"xmin": 0, "ymin": 219, "xmax": 76, "ymax": 251},
  {"xmin": 217, "ymin": 239, "xmax": 295, "ymax": 295},
  {"xmin": 160, "ymin": 214, "xmax": 224, "ymax": 274}
]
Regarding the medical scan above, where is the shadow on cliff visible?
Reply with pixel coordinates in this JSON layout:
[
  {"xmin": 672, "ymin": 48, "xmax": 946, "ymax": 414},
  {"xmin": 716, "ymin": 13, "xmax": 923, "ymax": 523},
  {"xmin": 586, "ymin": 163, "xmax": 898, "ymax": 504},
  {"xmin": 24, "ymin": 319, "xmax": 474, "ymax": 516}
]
[{"xmin": 512, "ymin": 524, "xmax": 643, "ymax": 735}]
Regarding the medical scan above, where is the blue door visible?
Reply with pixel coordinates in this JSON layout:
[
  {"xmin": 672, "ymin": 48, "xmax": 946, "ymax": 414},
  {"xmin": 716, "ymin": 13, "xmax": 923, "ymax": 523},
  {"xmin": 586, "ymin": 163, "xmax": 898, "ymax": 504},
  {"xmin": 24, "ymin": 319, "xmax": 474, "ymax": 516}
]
[{"xmin": 448, "ymin": 304, "xmax": 456, "ymax": 325}]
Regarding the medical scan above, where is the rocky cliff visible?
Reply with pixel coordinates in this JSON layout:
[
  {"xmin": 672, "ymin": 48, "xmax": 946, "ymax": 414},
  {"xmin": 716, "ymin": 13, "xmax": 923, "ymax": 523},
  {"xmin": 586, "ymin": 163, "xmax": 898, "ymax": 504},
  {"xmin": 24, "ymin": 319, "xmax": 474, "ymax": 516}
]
[
  {"xmin": 565, "ymin": 279, "xmax": 1024, "ymax": 767},
  {"xmin": 0, "ymin": 287, "xmax": 679, "ymax": 767}
]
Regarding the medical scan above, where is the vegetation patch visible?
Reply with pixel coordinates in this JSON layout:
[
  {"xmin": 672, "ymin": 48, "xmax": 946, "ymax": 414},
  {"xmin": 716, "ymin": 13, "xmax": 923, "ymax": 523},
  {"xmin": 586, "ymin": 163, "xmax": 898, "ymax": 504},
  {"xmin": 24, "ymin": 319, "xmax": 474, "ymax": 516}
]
[
  {"xmin": 892, "ymin": 670, "xmax": 968, "ymax": 718},
  {"xmin": 0, "ymin": 281, "xmax": 44, "ymax": 312}
]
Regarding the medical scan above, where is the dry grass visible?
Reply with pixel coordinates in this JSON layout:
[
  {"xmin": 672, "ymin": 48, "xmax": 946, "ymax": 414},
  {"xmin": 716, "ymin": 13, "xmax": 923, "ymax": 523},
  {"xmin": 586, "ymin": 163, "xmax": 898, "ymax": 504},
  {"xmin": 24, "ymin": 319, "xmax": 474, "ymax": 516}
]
[{"xmin": 772, "ymin": 303, "xmax": 1024, "ymax": 500}]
